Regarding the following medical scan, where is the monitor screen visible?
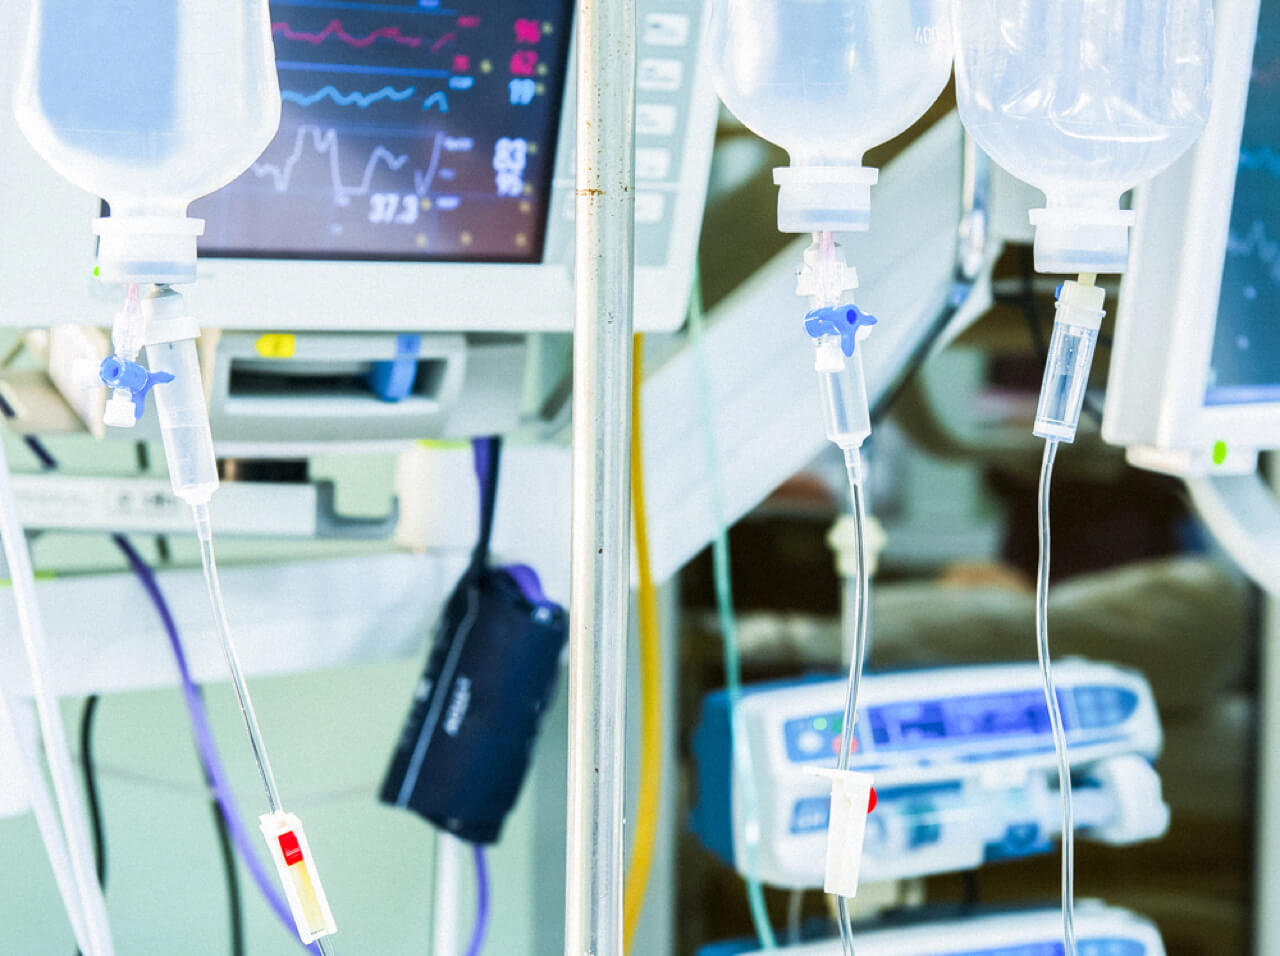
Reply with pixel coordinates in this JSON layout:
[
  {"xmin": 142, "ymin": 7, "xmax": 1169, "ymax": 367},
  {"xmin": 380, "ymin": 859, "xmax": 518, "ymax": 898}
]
[
  {"xmin": 192, "ymin": 0, "xmax": 574, "ymax": 264},
  {"xmin": 1206, "ymin": 0, "xmax": 1280, "ymax": 406}
]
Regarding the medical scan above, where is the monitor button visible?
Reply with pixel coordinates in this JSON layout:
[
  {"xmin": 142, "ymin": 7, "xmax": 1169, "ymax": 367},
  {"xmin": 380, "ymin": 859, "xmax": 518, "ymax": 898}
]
[
  {"xmin": 638, "ymin": 58, "xmax": 685, "ymax": 93},
  {"xmin": 636, "ymin": 192, "xmax": 666, "ymax": 224},
  {"xmin": 637, "ymin": 104, "xmax": 678, "ymax": 136},
  {"xmin": 636, "ymin": 148, "xmax": 673, "ymax": 181},
  {"xmin": 642, "ymin": 13, "xmax": 691, "ymax": 46},
  {"xmin": 795, "ymin": 730, "xmax": 825, "ymax": 757}
]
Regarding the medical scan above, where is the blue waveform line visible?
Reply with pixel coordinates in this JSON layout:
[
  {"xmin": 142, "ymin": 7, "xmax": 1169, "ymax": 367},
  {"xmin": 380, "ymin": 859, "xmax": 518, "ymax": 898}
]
[
  {"xmin": 1226, "ymin": 219, "xmax": 1280, "ymax": 286},
  {"xmin": 253, "ymin": 125, "xmax": 446, "ymax": 205},
  {"xmin": 421, "ymin": 91, "xmax": 448, "ymax": 112},
  {"xmin": 1239, "ymin": 146, "xmax": 1280, "ymax": 178},
  {"xmin": 277, "ymin": 60, "xmax": 449, "ymax": 78},
  {"xmin": 283, "ymin": 84, "xmax": 416, "ymax": 108}
]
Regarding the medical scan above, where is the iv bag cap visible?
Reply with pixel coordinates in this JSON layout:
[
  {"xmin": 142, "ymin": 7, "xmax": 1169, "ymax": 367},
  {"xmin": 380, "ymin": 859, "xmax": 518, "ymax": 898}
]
[
  {"xmin": 1028, "ymin": 207, "xmax": 1136, "ymax": 275},
  {"xmin": 774, "ymin": 166, "xmax": 878, "ymax": 234},
  {"xmin": 93, "ymin": 216, "xmax": 205, "ymax": 285}
]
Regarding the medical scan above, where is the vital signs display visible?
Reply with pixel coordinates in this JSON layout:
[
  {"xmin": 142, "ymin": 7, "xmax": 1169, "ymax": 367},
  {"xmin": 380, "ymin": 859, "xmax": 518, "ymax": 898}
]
[{"xmin": 194, "ymin": 0, "xmax": 573, "ymax": 263}]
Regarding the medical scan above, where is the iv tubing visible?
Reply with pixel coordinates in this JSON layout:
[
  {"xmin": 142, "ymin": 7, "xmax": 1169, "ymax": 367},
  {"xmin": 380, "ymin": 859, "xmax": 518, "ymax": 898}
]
[
  {"xmin": 623, "ymin": 334, "xmax": 662, "ymax": 953},
  {"xmin": 834, "ymin": 448, "xmax": 870, "ymax": 956},
  {"xmin": 0, "ymin": 435, "xmax": 114, "ymax": 956},
  {"xmin": 0, "ymin": 625, "xmax": 89, "ymax": 952},
  {"xmin": 688, "ymin": 272, "xmax": 778, "ymax": 949},
  {"xmin": 110, "ymin": 533, "xmax": 322, "ymax": 955},
  {"xmin": 0, "ymin": 412, "xmax": 89, "ymax": 952},
  {"xmin": 0, "ymin": 401, "xmax": 310, "ymax": 952},
  {"xmin": 1036, "ymin": 439, "xmax": 1076, "ymax": 955},
  {"xmin": 192, "ymin": 502, "xmax": 283, "ymax": 814}
]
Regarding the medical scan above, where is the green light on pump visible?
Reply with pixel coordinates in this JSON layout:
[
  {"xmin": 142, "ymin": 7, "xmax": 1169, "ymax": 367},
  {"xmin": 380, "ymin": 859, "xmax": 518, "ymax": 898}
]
[
  {"xmin": 813, "ymin": 717, "xmax": 828, "ymax": 731},
  {"xmin": 1212, "ymin": 440, "xmax": 1228, "ymax": 466},
  {"xmin": 92, "ymin": 266, "xmax": 100, "ymax": 277}
]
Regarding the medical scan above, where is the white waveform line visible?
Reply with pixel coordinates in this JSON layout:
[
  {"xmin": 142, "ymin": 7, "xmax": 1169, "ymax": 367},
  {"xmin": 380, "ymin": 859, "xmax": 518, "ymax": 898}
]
[
  {"xmin": 1227, "ymin": 218, "xmax": 1280, "ymax": 286},
  {"xmin": 252, "ymin": 126, "xmax": 411, "ymax": 206},
  {"xmin": 413, "ymin": 133, "xmax": 446, "ymax": 196}
]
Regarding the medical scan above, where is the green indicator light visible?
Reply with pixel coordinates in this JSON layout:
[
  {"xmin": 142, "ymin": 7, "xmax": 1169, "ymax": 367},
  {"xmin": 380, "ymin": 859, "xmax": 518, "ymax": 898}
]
[
  {"xmin": 813, "ymin": 717, "xmax": 827, "ymax": 731},
  {"xmin": 1212, "ymin": 440, "xmax": 1228, "ymax": 466}
]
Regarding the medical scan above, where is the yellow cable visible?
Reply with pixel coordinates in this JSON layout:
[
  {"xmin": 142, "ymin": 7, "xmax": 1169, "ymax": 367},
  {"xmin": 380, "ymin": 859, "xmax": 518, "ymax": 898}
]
[{"xmin": 623, "ymin": 333, "xmax": 662, "ymax": 953}]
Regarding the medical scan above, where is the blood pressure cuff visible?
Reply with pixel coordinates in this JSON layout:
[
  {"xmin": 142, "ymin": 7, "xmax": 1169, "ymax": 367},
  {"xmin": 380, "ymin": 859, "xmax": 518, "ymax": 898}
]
[{"xmin": 379, "ymin": 561, "xmax": 568, "ymax": 844}]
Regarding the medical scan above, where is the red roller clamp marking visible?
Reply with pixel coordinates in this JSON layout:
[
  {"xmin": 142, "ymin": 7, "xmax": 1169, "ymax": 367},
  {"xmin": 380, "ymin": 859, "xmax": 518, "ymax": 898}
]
[{"xmin": 278, "ymin": 830, "xmax": 304, "ymax": 867}]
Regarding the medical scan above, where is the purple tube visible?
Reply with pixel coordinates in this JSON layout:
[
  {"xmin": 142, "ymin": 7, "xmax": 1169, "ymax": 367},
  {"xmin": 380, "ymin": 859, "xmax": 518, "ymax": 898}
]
[
  {"xmin": 464, "ymin": 844, "xmax": 489, "ymax": 956},
  {"xmin": 111, "ymin": 534, "xmax": 321, "ymax": 955}
]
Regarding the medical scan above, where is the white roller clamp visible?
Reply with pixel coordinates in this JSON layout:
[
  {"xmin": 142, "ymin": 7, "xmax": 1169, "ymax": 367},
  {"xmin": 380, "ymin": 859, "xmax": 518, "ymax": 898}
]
[{"xmin": 806, "ymin": 767, "xmax": 875, "ymax": 898}]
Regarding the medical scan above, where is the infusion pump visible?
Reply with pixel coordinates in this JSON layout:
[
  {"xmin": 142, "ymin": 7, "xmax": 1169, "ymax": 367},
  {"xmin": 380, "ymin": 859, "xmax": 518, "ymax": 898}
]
[{"xmin": 692, "ymin": 660, "xmax": 1168, "ymax": 889}]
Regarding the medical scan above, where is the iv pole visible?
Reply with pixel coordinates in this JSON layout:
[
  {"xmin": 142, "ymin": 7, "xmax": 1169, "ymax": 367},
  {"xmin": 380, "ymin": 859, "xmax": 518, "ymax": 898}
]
[{"xmin": 564, "ymin": 0, "xmax": 636, "ymax": 950}]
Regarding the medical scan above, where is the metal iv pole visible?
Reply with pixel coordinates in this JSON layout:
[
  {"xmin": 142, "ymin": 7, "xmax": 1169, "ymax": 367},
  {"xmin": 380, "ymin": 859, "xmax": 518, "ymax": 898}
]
[{"xmin": 564, "ymin": 0, "xmax": 636, "ymax": 950}]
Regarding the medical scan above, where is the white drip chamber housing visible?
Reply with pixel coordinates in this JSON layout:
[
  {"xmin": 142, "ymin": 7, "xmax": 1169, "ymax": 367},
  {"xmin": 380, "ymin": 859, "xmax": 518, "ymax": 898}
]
[
  {"xmin": 709, "ymin": 0, "xmax": 954, "ymax": 233},
  {"xmin": 953, "ymin": 0, "xmax": 1214, "ymax": 274},
  {"xmin": 13, "ymin": 0, "xmax": 281, "ymax": 283}
]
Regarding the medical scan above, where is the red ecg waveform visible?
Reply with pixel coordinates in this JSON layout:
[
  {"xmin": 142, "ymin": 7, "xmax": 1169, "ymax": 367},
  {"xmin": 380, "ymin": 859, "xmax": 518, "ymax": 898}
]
[{"xmin": 272, "ymin": 19, "xmax": 424, "ymax": 49}]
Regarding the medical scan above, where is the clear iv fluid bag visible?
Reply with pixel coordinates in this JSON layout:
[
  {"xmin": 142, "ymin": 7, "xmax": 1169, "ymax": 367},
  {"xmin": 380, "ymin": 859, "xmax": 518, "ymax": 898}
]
[
  {"xmin": 953, "ymin": 0, "xmax": 1213, "ymax": 272},
  {"xmin": 14, "ymin": 0, "xmax": 280, "ymax": 216},
  {"xmin": 709, "ymin": 0, "xmax": 952, "ymax": 232},
  {"xmin": 14, "ymin": 0, "xmax": 280, "ymax": 283}
]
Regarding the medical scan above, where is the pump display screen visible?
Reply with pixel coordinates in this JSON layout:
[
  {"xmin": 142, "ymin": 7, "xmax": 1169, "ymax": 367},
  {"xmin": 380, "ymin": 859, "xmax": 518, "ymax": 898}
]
[
  {"xmin": 1206, "ymin": 0, "xmax": 1280, "ymax": 405},
  {"xmin": 865, "ymin": 691, "xmax": 1065, "ymax": 750},
  {"xmin": 193, "ymin": 0, "xmax": 573, "ymax": 263}
]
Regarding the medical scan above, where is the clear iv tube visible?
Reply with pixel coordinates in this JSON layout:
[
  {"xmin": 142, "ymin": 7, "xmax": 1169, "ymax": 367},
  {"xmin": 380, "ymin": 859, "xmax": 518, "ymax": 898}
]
[
  {"xmin": 0, "ymin": 622, "xmax": 90, "ymax": 952},
  {"xmin": 0, "ymin": 435, "xmax": 114, "ymax": 956},
  {"xmin": 834, "ymin": 447, "xmax": 870, "ymax": 956},
  {"xmin": 1036, "ymin": 440, "xmax": 1076, "ymax": 956},
  {"xmin": 192, "ymin": 502, "xmax": 283, "ymax": 814}
]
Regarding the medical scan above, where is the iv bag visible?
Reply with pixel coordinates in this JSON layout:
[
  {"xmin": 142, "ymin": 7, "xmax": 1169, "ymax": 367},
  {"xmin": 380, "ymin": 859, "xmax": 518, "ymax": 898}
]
[
  {"xmin": 13, "ymin": 0, "xmax": 281, "ymax": 281},
  {"xmin": 953, "ymin": 0, "xmax": 1213, "ymax": 272},
  {"xmin": 709, "ymin": 0, "xmax": 953, "ymax": 232}
]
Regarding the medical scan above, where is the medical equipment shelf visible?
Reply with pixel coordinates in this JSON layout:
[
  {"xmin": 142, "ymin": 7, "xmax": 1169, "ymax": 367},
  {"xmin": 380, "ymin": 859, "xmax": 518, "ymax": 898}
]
[{"xmin": 0, "ymin": 114, "xmax": 989, "ymax": 697}]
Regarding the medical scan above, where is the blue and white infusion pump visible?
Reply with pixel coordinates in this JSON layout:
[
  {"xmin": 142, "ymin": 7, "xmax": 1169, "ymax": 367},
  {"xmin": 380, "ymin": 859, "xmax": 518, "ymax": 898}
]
[
  {"xmin": 738, "ymin": 903, "xmax": 1165, "ymax": 956},
  {"xmin": 691, "ymin": 660, "xmax": 1168, "ymax": 888}
]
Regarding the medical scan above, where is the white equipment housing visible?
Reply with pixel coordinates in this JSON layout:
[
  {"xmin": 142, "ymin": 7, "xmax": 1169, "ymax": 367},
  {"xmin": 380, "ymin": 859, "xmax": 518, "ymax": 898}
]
[
  {"xmin": 692, "ymin": 660, "xmax": 1168, "ymax": 889},
  {"xmin": 739, "ymin": 902, "xmax": 1165, "ymax": 956}
]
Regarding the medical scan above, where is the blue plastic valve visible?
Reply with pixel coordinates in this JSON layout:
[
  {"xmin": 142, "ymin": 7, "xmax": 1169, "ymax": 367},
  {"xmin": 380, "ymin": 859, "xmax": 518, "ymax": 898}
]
[
  {"xmin": 804, "ymin": 304, "xmax": 878, "ymax": 357},
  {"xmin": 99, "ymin": 355, "xmax": 174, "ymax": 421}
]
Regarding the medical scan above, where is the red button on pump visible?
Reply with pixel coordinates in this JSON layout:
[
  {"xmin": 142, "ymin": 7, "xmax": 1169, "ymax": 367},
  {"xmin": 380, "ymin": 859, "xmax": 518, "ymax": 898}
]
[{"xmin": 867, "ymin": 787, "xmax": 877, "ymax": 814}]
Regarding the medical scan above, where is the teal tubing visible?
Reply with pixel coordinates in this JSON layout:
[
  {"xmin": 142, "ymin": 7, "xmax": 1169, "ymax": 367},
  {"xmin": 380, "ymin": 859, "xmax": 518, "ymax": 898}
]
[{"xmin": 687, "ymin": 271, "xmax": 778, "ymax": 950}]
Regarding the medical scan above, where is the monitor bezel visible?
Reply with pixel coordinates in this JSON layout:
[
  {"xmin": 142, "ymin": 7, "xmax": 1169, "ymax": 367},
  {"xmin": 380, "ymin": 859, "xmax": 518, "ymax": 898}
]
[{"xmin": 1107, "ymin": 0, "xmax": 1280, "ymax": 457}]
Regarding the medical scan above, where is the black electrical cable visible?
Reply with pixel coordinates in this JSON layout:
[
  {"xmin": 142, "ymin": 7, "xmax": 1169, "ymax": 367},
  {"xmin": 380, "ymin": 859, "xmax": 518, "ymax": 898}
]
[
  {"xmin": 202, "ymin": 764, "xmax": 245, "ymax": 956},
  {"xmin": 75, "ymin": 695, "xmax": 107, "ymax": 956},
  {"xmin": 79, "ymin": 695, "xmax": 107, "ymax": 890}
]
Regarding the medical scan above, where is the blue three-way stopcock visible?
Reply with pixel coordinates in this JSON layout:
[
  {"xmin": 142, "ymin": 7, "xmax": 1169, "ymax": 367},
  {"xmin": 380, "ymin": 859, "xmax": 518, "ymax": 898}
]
[
  {"xmin": 99, "ymin": 355, "xmax": 174, "ymax": 421},
  {"xmin": 804, "ymin": 304, "xmax": 878, "ymax": 357}
]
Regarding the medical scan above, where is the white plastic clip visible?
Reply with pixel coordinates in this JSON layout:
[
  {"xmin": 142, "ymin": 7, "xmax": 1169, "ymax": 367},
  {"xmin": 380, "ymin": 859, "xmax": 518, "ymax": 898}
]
[
  {"xmin": 806, "ymin": 767, "xmax": 874, "ymax": 898},
  {"xmin": 260, "ymin": 811, "xmax": 337, "ymax": 944}
]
